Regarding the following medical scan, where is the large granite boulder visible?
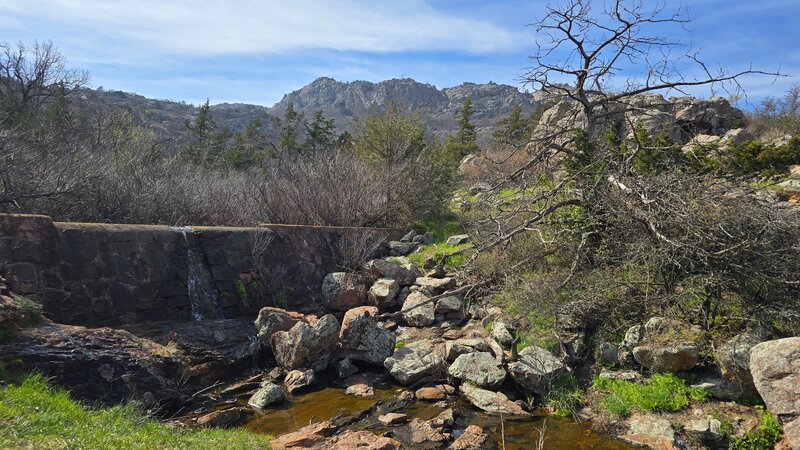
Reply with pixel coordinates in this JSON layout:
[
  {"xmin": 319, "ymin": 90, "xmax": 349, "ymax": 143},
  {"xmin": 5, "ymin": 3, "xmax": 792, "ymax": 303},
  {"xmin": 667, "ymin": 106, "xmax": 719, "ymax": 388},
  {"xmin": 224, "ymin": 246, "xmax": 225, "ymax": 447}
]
[
  {"xmin": 338, "ymin": 306, "xmax": 395, "ymax": 365},
  {"xmin": 750, "ymin": 337, "xmax": 800, "ymax": 450},
  {"xmin": 247, "ymin": 381, "xmax": 285, "ymax": 409},
  {"xmin": 459, "ymin": 383, "xmax": 528, "ymax": 416},
  {"xmin": 271, "ymin": 314, "xmax": 340, "ymax": 371},
  {"xmin": 627, "ymin": 317, "xmax": 703, "ymax": 372},
  {"xmin": 414, "ymin": 277, "xmax": 456, "ymax": 295},
  {"xmin": 384, "ymin": 339, "xmax": 445, "ymax": 385},
  {"xmin": 284, "ymin": 368, "xmax": 316, "ymax": 393},
  {"xmin": 448, "ymin": 352, "xmax": 506, "ymax": 389},
  {"xmin": 507, "ymin": 346, "xmax": 567, "ymax": 395},
  {"xmin": 445, "ymin": 338, "xmax": 492, "ymax": 362},
  {"xmin": 367, "ymin": 278, "xmax": 399, "ymax": 310},
  {"xmin": 253, "ymin": 307, "xmax": 307, "ymax": 347},
  {"xmin": 712, "ymin": 331, "xmax": 768, "ymax": 401},
  {"xmin": 321, "ymin": 273, "xmax": 368, "ymax": 311},
  {"xmin": 401, "ymin": 292, "xmax": 435, "ymax": 327},
  {"xmin": 366, "ymin": 259, "xmax": 420, "ymax": 286}
]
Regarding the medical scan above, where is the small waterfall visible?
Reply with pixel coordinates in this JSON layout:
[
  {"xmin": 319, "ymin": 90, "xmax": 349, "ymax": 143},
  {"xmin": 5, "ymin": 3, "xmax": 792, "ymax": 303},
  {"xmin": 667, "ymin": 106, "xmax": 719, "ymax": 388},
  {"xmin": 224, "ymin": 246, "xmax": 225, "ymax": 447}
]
[{"xmin": 171, "ymin": 226, "xmax": 222, "ymax": 321}]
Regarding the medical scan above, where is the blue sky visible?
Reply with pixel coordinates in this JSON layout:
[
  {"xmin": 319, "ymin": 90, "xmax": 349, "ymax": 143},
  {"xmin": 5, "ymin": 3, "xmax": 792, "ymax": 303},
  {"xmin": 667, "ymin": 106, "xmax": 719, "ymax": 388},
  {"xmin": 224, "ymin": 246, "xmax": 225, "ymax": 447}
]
[{"xmin": 1, "ymin": 0, "xmax": 798, "ymax": 108}]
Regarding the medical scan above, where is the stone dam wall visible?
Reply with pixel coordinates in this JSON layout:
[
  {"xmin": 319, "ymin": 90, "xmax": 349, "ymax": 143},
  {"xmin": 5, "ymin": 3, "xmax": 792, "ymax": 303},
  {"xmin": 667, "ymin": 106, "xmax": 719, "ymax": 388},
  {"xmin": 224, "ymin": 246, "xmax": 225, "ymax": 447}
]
[{"xmin": 0, "ymin": 214, "xmax": 402, "ymax": 326}]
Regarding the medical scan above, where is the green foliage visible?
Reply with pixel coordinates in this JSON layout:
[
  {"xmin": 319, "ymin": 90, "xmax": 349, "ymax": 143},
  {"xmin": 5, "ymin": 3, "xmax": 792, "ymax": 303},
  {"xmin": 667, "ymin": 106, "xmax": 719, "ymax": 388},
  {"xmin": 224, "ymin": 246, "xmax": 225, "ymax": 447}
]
[
  {"xmin": 445, "ymin": 97, "xmax": 479, "ymax": 158},
  {"xmin": 394, "ymin": 341, "xmax": 405, "ymax": 349},
  {"xmin": 593, "ymin": 373, "xmax": 709, "ymax": 416},
  {"xmin": 303, "ymin": 110, "xmax": 336, "ymax": 154},
  {"xmin": 406, "ymin": 242, "xmax": 473, "ymax": 269},
  {"xmin": 273, "ymin": 101, "xmax": 305, "ymax": 154},
  {"xmin": 233, "ymin": 280, "xmax": 249, "ymax": 306},
  {"xmin": 713, "ymin": 136, "xmax": 800, "ymax": 178},
  {"xmin": 728, "ymin": 407, "xmax": 782, "ymax": 450},
  {"xmin": 0, "ymin": 374, "xmax": 268, "ymax": 449},
  {"xmin": 13, "ymin": 294, "xmax": 43, "ymax": 327},
  {"xmin": 544, "ymin": 375, "xmax": 583, "ymax": 417}
]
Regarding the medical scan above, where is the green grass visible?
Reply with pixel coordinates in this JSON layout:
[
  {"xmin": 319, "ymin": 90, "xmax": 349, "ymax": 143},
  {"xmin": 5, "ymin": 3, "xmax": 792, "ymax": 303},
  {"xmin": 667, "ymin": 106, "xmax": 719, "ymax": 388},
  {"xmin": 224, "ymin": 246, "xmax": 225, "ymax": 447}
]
[
  {"xmin": 0, "ymin": 374, "xmax": 269, "ymax": 449},
  {"xmin": 544, "ymin": 375, "xmax": 583, "ymax": 417},
  {"xmin": 729, "ymin": 407, "xmax": 782, "ymax": 450},
  {"xmin": 406, "ymin": 242, "xmax": 474, "ymax": 269},
  {"xmin": 593, "ymin": 373, "xmax": 709, "ymax": 416}
]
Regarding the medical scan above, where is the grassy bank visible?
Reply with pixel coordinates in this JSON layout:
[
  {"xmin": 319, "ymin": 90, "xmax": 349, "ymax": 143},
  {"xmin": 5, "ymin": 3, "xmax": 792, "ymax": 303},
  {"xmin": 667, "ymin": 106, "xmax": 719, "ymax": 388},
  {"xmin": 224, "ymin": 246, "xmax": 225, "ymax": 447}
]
[{"xmin": 0, "ymin": 374, "xmax": 268, "ymax": 449}]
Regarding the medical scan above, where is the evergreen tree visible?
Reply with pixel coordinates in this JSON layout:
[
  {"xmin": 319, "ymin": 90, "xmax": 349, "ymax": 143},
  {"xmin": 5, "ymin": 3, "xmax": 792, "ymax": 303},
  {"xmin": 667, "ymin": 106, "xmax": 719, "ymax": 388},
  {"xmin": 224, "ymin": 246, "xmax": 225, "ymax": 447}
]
[
  {"xmin": 225, "ymin": 117, "xmax": 267, "ymax": 170},
  {"xmin": 272, "ymin": 101, "xmax": 305, "ymax": 154},
  {"xmin": 445, "ymin": 97, "xmax": 479, "ymax": 158},
  {"xmin": 303, "ymin": 110, "xmax": 336, "ymax": 154}
]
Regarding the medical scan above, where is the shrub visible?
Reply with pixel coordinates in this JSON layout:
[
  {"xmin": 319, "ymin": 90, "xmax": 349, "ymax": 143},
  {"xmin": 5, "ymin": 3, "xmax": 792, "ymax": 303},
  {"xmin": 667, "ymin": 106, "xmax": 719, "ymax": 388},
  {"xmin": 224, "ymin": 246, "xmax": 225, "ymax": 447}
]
[
  {"xmin": 728, "ymin": 407, "xmax": 782, "ymax": 450},
  {"xmin": 593, "ymin": 373, "xmax": 709, "ymax": 416}
]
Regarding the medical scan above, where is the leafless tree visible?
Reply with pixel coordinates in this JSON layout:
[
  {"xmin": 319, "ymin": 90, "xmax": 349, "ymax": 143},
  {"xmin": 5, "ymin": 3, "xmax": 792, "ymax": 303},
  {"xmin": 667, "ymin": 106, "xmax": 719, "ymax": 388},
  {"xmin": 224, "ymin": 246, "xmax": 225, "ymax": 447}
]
[{"xmin": 0, "ymin": 40, "xmax": 89, "ymax": 116}]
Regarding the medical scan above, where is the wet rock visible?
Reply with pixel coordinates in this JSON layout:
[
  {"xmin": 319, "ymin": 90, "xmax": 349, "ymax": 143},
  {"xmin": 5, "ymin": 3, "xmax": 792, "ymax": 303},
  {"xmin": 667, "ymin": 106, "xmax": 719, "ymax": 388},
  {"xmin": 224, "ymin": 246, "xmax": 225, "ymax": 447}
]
[
  {"xmin": 416, "ymin": 384, "xmax": 455, "ymax": 401},
  {"xmin": 271, "ymin": 314, "xmax": 340, "ymax": 372},
  {"xmin": 196, "ymin": 407, "xmax": 243, "ymax": 428},
  {"xmin": 0, "ymin": 320, "xmax": 185, "ymax": 407},
  {"xmin": 271, "ymin": 420, "xmax": 338, "ymax": 449},
  {"xmin": 367, "ymin": 258, "xmax": 421, "ymax": 286},
  {"xmin": 322, "ymin": 273, "xmax": 368, "ymax": 311},
  {"xmin": 459, "ymin": 383, "xmax": 528, "ymax": 416},
  {"xmin": 507, "ymin": 346, "xmax": 567, "ymax": 395},
  {"xmin": 379, "ymin": 412, "xmax": 409, "ymax": 425},
  {"xmin": 248, "ymin": 381, "xmax": 285, "ymax": 409},
  {"xmin": 489, "ymin": 321, "xmax": 514, "ymax": 347},
  {"xmin": 337, "ymin": 358, "xmax": 359, "ymax": 379},
  {"xmin": 346, "ymin": 383, "xmax": 375, "ymax": 397},
  {"xmin": 401, "ymin": 292, "xmax": 436, "ymax": 327},
  {"xmin": 384, "ymin": 339, "xmax": 445, "ymax": 385},
  {"xmin": 446, "ymin": 234, "xmax": 470, "ymax": 246},
  {"xmin": 254, "ymin": 307, "xmax": 306, "ymax": 347},
  {"xmin": 389, "ymin": 241, "xmax": 417, "ymax": 256},
  {"xmin": 392, "ymin": 416, "xmax": 451, "ymax": 448},
  {"xmin": 445, "ymin": 339, "xmax": 492, "ymax": 361},
  {"xmin": 712, "ymin": 330, "xmax": 768, "ymax": 401},
  {"xmin": 367, "ymin": 278, "xmax": 399, "ymax": 309},
  {"xmin": 338, "ymin": 306, "xmax": 395, "ymax": 365},
  {"xmin": 448, "ymin": 424, "xmax": 496, "ymax": 450},
  {"xmin": 414, "ymin": 277, "xmax": 456, "ymax": 295},
  {"xmin": 448, "ymin": 352, "xmax": 506, "ymax": 389},
  {"xmin": 436, "ymin": 295, "xmax": 463, "ymax": 314},
  {"xmin": 330, "ymin": 430, "xmax": 404, "ymax": 450},
  {"xmin": 750, "ymin": 337, "xmax": 800, "ymax": 449},
  {"xmin": 284, "ymin": 369, "xmax": 316, "ymax": 393},
  {"xmin": 622, "ymin": 413, "xmax": 684, "ymax": 450}
]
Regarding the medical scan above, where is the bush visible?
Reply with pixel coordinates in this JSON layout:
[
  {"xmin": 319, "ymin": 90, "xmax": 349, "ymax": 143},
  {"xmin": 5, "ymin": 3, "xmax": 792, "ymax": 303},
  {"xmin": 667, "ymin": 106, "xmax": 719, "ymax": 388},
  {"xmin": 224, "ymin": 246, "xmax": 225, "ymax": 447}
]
[
  {"xmin": 593, "ymin": 373, "xmax": 709, "ymax": 416},
  {"xmin": 0, "ymin": 374, "xmax": 268, "ymax": 449},
  {"xmin": 729, "ymin": 407, "xmax": 782, "ymax": 450}
]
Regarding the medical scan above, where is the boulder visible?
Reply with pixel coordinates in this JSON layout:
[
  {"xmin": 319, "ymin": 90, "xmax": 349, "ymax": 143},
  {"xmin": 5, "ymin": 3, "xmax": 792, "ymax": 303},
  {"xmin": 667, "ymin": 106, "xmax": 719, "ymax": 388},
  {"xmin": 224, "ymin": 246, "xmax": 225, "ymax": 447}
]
[
  {"xmin": 448, "ymin": 425, "xmax": 495, "ymax": 450},
  {"xmin": 196, "ymin": 407, "xmax": 243, "ymax": 428},
  {"xmin": 393, "ymin": 414, "xmax": 452, "ymax": 448},
  {"xmin": 336, "ymin": 358, "xmax": 359, "ymax": 379},
  {"xmin": 401, "ymin": 292, "xmax": 436, "ymax": 327},
  {"xmin": 254, "ymin": 307, "xmax": 306, "ymax": 347},
  {"xmin": 507, "ymin": 346, "xmax": 567, "ymax": 395},
  {"xmin": 445, "ymin": 338, "xmax": 492, "ymax": 361},
  {"xmin": 436, "ymin": 295, "xmax": 463, "ymax": 314},
  {"xmin": 401, "ymin": 230, "xmax": 417, "ymax": 243},
  {"xmin": 446, "ymin": 235, "xmax": 471, "ymax": 246},
  {"xmin": 448, "ymin": 352, "xmax": 506, "ymax": 389},
  {"xmin": 367, "ymin": 278, "xmax": 399, "ymax": 309},
  {"xmin": 750, "ymin": 337, "xmax": 800, "ymax": 450},
  {"xmin": 379, "ymin": 412, "xmax": 409, "ymax": 426},
  {"xmin": 367, "ymin": 259, "xmax": 421, "ymax": 286},
  {"xmin": 414, "ymin": 277, "xmax": 456, "ymax": 295},
  {"xmin": 459, "ymin": 383, "xmax": 528, "ymax": 416},
  {"xmin": 626, "ymin": 317, "xmax": 702, "ymax": 372},
  {"xmin": 247, "ymin": 381, "xmax": 285, "ymax": 409},
  {"xmin": 345, "ymin": 383, "xmax": 374, "ymax": 397},
  {"xmin": 489, "ymin": 321, "xmax": 514, "ymax": 347},
  {"xmin": 338, "ymin": 306, "xmax": 395, "ymax": 365},
  {"xmin": 389, "ymin": 241, "xmax": 417, "ymax": 256},
  {"xmin": 384, "ymin": 339, "xmax": 445, "ymax": 385},
  {"xmin": 321, "ymin": 273, "xmax": 368, "ymax": 311},
  {"xmin": 413, "ymin": 232, "xmax": 434, "ymax": 245},
  {"xmin": 271, "ymin": 314, "xmax": 340, "ymax": 371},
  {"xmin": 271, "ymin": 420, "xmax": 338, "ymax": 450},
  {"xmin": 632, "ymin": 344, "xmax": 700, "ymax": 373},
  {"xmin": 712, "ymin": 331, "xmax": 768, "ymax": 401},
  {"xmin": 416, "ymin": 384, "xmax": 455, "ymax": 401},
  {"xmin": 284, "ymin": 369, "xmax": 316, "ymax": 393},
  {"xmin": 598, "ymin": 342, "xmax": 619, "ymax": 366},
  {"xmin": 330, "ymin": 431, "xmax": 404, "ymax": 450},
  {"xmin": 622, "ymin": 413, "xmax": 684, "ymax": 450}
]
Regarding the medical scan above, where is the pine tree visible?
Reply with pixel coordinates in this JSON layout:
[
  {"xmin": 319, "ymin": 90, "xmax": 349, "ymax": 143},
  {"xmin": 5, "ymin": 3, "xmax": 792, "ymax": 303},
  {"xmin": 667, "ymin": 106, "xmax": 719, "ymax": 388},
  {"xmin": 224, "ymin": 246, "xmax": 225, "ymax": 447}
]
[
  {"xmin": 303, "ymin": 110, "xmax": 336, "ymax": 154},
  {"xmin": 445, "ymin": 97, "xmax": 479, "ymax": 158}
]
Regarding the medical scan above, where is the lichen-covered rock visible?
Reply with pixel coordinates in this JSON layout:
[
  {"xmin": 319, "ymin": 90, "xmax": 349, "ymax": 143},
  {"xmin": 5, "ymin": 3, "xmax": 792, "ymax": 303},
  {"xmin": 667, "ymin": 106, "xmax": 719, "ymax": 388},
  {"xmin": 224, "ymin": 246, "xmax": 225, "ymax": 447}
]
[
  {"xmin": 321, "ymin": 272, "xmax": 368, "ymax": 311},
  {"xmin": 402, "ymin": 292, "xmax": 435, "ymax": 327},
  {"xmin": 448, "ymin": 352, "xmax": 506, "ymax": 389},
  {"xmin": 622, "ymin": 413, "xmax": 684, "ymax": 450},
  {"xmin": 414, "ymin": 277, "xmax": 456, "ymax": 295},
  {"xmin": 712, "ymin": 331, "xmax": 768, "ymax": 401},
  {"xmin": 367, "ymin": 259, "xmax": 421, "ymax": 286},
  {"xmin": 247, "ymin": 381, "xmax": 285, "ymax": 409},
  {"xmin": 446, "ymin": 234, "xmax": 470, "ymax": 246},
  {"xmin": 338, "ymin": 306, "xmax": 395, "ymax": 365},
  {"xmin": 384, "ymin": 339, "xmax": 445, "ymax": 385},
  {"xmin": 459, "ymin": 383, "xmax": 528, "ymax": 416},
  {"xmin": 436, "ymin": 295, "xmax": 463, "ymax": 314},
  {"xmin": 284, "ymin": 368, "xmax": 316, "ymax": 393},
  {"xmin": 489, "ymin": 321, "xmax": 514, "ymax": 347},
  {"xmin": 271, "ymin": 314, "xmax": 339, "ymax": 371},
  {"xmin": 750, "ymin": 337, "xmax": 800, "ymax": 450},
  {"xmin": 445, "ymin": 338, "xmax": 492, "ymax": 361},
  {"xmin": 631, "ymin": 318, "xmax": 702, "ymax": 373},
  {"xmin": 367, "ymin": 278, "xmax": 399, "ymax": 309},
  {"xmin": 507, "ymin": 346, "xmax": 567, "ymax": 395},
  {"xmin": 389, "ymin": 241, "xmax": 417, "ymax": 256},
  {"xmin": 254, "ymin": 307, "xmax": 306, "ymax": 347}
]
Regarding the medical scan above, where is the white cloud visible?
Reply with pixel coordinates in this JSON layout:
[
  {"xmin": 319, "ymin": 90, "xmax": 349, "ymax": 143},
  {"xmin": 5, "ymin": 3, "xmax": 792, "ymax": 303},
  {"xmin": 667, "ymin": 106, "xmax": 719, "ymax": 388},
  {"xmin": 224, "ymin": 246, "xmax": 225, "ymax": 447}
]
[{"xmin": 0, "ymin": 0, "xmax": 520, "ymax": 57}]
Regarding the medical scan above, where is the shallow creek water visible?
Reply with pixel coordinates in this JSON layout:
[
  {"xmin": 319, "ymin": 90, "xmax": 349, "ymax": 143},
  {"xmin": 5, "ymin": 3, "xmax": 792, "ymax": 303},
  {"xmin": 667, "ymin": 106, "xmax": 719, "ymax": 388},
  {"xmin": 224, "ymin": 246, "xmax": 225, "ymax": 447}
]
[{"xmin": 186, "ymin": 374, "xmax": 637, "ymax": 449}]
